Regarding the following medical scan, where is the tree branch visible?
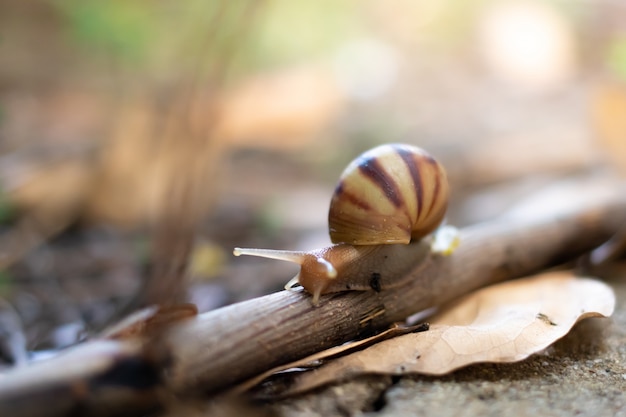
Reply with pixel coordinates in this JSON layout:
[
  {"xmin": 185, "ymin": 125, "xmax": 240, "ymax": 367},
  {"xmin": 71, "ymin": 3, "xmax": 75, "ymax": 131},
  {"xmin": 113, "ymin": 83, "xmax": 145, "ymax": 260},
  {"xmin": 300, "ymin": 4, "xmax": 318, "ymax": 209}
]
[
  {"xmin": 0, "ymin": 182, "xmax": 625, "ymax": 416},
  {"xmin": 166, "ymin": 183, "xmax": 626, "ymax": 393}
]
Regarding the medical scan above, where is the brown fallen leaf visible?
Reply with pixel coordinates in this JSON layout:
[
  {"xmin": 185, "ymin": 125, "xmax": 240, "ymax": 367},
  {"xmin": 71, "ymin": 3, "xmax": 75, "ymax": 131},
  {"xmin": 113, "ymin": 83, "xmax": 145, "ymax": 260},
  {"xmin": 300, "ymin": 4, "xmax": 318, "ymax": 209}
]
[
  {"xmin": 257, "ymin": 272, "xmax": 614, "ymax": 397},
  {"xmin": 233, "ymin": 323, "xmax": 430, "ymax": 395}
]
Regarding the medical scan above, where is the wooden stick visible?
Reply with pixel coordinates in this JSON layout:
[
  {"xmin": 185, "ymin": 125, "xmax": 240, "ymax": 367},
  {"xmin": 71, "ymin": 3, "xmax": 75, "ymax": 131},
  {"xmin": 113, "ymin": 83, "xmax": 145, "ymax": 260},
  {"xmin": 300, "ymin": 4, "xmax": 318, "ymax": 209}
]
[
  {"xmin": 1, "ymin": 182, "xmax": 625, "ymax": 416},
  {"xmin": 165, "ymin": 184, "xmax": 626, "ymax": 393}
]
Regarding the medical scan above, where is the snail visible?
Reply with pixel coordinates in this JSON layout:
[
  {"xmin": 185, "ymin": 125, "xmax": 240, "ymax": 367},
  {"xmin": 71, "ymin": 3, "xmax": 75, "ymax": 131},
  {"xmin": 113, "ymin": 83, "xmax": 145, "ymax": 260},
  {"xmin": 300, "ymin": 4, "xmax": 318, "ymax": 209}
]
[{"xmin": 234, "ymin": 143, "xmax": 459, "ymax": 305}]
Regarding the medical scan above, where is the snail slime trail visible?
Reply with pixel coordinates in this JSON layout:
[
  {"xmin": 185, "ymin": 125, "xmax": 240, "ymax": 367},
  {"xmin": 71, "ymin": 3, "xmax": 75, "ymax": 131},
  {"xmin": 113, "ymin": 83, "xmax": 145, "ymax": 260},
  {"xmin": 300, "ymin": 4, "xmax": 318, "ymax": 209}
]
[{"xmin": 234, "ymin": 143, "xmax": 456, "ymax": 305}]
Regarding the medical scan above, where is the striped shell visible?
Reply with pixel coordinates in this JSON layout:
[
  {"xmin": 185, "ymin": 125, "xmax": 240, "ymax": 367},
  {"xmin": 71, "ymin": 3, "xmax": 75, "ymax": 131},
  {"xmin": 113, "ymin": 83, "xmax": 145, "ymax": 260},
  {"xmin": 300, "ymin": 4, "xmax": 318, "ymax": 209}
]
[{"xmin": 328, "ymin": 143, "xmax": 449, "ymax": 245}]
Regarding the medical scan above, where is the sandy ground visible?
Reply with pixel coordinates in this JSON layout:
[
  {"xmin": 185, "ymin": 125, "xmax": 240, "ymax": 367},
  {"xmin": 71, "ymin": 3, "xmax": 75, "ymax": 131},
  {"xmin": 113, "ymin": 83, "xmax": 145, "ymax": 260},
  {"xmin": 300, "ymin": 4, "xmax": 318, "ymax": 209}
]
[{"xmin": 272, "ymin": 272, "xmax": 626, "ymax": 417}]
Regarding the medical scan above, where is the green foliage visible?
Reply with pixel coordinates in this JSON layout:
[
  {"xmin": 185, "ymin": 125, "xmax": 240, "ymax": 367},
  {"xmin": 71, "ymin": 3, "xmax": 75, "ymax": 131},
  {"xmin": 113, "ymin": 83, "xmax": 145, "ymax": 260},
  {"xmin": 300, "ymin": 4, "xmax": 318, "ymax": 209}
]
[
  {"xmin": 248, "ymin": 0, "xmax": 361, "ymax": 69},
  {"xmin": 54, "ymin": 0, "xmax": 256, "ymax": 76},
  {"xmin": 607, "ymin": 37, "xmax": 626, "ymax": 82},
  {"xmin": 0, "ymin": 186, "xmax": 16, "ymax": 225},
  {"xmin": 51, "ymin": 0, "xmax": 364, "ymax": 80},
  {"xmin": 133, "ymin": 235, "xmax": 152, "ymax": 267},
  {"xmin": 56, "ymin": 0, "xmax": 154, "ymax": 65},
  {"xmin": 0, "ymin": 270, "xmax": 12, "ymax": 297}
]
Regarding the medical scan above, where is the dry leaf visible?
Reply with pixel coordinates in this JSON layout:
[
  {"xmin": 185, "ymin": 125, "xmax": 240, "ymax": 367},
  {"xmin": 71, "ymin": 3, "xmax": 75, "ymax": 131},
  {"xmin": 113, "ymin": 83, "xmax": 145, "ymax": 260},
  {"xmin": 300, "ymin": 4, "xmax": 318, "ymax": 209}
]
[
  {"xmin": 234, "ymin": 323, "xmax": 429, "ymax": 394},
  {"xmin": 265, "ymin": 272, "xmax": 615, "ymax": 397}
]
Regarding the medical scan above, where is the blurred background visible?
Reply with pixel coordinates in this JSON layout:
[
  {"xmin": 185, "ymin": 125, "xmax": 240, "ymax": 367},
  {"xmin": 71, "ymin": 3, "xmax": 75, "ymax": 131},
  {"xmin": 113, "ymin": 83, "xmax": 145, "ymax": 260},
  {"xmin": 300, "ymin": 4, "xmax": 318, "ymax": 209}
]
[{"xmin": 0, "ymin": 0, "xmax": 625, "ymax": 359}]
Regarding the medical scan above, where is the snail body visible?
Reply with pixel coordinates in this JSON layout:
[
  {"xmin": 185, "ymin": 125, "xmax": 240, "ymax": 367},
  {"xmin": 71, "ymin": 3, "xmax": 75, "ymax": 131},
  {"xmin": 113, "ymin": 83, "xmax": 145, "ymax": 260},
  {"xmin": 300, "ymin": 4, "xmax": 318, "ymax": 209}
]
[
  {"xmin": 234, "ymin": 240, "xmax": 432, "ymax": 304},
  {"xmin": 234, "ymin": 143, "xmax": 455, "ymax": 305}
]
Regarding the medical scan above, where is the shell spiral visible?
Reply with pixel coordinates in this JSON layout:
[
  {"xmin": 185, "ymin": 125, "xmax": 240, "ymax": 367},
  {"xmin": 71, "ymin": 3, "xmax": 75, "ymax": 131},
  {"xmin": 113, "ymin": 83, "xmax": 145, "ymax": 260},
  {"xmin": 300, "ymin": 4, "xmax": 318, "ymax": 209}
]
[{"xmin": 328, "ymin": 143, "xmax": 449, "ymax": 245}]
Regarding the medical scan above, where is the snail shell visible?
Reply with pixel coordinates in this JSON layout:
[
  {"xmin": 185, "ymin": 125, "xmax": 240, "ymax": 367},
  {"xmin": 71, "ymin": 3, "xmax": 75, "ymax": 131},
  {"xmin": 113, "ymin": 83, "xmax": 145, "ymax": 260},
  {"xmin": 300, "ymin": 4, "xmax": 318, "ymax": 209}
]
[
  {"xmin": 234, "ymin": 143, "xmax": 451, "ymax": 305},
  {"xmin": 329, "ymin": 143, "xmax": 449, "ymax": 245}
]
